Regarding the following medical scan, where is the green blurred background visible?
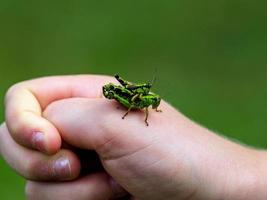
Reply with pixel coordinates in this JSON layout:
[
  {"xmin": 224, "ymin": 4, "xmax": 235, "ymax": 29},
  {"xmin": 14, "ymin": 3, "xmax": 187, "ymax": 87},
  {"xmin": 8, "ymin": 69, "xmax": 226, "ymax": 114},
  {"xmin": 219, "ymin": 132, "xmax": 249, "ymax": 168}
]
[{"xmin": 0, "ymin": 0, "xmax": 267, "ymax": 199}]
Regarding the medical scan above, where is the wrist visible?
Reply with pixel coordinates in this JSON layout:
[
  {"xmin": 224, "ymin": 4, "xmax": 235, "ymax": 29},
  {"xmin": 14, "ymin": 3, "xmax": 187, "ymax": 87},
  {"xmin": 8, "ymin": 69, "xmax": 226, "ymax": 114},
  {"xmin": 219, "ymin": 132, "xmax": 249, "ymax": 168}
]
[
  {"xmin": 249, "ymin": 150, "xmax": 267, "ymax": 200},
  {"xmin": 229, "ymin": 149, "xmax": 267, "ymax": 200}
]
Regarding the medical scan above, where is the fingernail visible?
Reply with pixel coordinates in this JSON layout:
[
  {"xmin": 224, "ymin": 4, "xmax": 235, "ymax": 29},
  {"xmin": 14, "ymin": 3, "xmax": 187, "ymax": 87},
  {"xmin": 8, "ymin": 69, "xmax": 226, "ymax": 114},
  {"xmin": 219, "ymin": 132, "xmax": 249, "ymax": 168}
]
[
  {"xmin": 53, "ymin": 157, "xmax": 71, "ymax": 179},
  {"xmin": 32, "ymin": 131, "xmax": 45, "ymax": 152}
]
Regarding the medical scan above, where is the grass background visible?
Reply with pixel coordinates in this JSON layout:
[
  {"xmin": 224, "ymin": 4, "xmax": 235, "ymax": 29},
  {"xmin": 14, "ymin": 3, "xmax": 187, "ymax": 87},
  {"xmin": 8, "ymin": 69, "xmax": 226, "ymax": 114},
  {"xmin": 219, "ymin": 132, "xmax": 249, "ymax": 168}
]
[{"xmin": 0, "ymin": 0, "xmax": 267, "ymax": 199}]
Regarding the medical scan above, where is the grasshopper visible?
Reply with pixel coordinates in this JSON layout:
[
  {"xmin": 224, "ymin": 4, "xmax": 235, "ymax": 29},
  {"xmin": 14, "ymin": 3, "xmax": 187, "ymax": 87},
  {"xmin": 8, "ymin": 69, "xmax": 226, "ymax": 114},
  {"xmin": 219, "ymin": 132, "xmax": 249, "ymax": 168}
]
[{"xmin": 103, "ymin": 74, "xmax": 162, "ymax": 126}]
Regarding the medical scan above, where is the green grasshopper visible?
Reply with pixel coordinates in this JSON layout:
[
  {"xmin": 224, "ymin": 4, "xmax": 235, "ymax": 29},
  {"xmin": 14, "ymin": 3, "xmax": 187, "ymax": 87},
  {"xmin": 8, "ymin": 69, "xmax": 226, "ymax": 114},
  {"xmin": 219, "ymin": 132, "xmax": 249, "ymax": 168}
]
[{"xmin": 103, "ymin": 74, "xmax": 162, "ymax": 126}]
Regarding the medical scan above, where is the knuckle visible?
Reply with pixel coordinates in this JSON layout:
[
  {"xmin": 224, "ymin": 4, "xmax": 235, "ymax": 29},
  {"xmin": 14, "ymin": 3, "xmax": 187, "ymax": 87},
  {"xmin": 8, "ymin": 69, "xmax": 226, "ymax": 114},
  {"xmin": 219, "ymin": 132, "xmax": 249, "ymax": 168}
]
[
  {"xmin": 6, "ymin": 112, "xmax": 28, "ymax": 140},
  {"xmin": 4, "ymin": 83, "xmax": 22, "ymax": 105},
  {"xmin": 4, "ymin": 84, "xmax": 25, "ymax": 133}
]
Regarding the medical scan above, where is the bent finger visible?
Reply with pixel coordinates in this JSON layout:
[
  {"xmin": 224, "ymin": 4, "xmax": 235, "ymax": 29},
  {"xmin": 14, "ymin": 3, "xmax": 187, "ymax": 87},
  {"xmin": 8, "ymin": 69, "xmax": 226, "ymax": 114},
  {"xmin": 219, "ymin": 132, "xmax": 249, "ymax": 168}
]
[
  {"xmin": 25, "ymin": 173, "xmax": 129, "ymax": 200},
  {"xmin": 0, "ymin": 123, "xmax": 80, "ymax": 181},
  {"xmin": 5, "ymin": 75, "xmax": 114, "ymax": 154}
]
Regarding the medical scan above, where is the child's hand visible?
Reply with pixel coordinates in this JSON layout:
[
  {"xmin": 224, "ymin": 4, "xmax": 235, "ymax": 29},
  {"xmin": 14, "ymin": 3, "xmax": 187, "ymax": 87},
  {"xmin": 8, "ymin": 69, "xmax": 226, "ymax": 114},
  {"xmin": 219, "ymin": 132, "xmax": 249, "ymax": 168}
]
[
  {"xmin": 2, "ymin": 75, "xmax": 115, "ymax": 181},
  {"xmin": 4, "ymin": 75, "xmax": 114, "ymax": 154},
  {"xmin": 24, "ymin": 98, "xmax": 267, "ymax": 200},
  {"xmin": 1, "ymin": 75, "xmax": 267, "ymax": 199}
]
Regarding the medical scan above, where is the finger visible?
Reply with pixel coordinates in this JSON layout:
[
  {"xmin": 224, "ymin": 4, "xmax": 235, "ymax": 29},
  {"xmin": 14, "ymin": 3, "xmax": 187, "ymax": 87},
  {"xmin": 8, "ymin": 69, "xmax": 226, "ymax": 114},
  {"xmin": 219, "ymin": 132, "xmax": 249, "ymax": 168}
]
[
  {"xmin": 25, "ymin": 173, "xmax": 129, "ymax": 200},
  {"xmin": 43, "ymin": 97, "xmax": 173, "ymax": 160},
  {"xmin": 0, "ymin": 123, "xmax": 81, "ymax": 181},
  {"xmin": 5, "ymin": 75, "xmax": 114, "ymax": 154}
]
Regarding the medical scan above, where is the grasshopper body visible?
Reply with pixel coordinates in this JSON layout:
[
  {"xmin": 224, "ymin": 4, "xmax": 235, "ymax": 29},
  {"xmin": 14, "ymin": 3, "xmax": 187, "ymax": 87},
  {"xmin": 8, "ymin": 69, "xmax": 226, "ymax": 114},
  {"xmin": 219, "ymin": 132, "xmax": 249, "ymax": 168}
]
[{"xmin": 103, "ymin": 75, "xmax": 161, "ymax": 126}]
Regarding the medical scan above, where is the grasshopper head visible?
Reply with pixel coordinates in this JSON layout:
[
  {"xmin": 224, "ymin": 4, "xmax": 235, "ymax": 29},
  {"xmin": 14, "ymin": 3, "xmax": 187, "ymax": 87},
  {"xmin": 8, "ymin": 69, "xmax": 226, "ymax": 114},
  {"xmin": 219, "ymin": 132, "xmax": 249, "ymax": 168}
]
[{"xmin": 102, "ymin": 83, "xmax": 116, "ymax": 99}]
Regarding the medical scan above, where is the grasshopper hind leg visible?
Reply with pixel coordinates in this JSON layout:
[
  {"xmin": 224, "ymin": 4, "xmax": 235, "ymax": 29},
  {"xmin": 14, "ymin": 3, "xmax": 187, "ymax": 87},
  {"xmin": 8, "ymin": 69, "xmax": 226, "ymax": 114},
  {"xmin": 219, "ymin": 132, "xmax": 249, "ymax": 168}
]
[
  {"xmin": 155, "ymin": 107, "xmax": 162, "ymax": 112},
  {"xmin": 145, "ymin": 107, "xmax": 149, "ymax": 126}
]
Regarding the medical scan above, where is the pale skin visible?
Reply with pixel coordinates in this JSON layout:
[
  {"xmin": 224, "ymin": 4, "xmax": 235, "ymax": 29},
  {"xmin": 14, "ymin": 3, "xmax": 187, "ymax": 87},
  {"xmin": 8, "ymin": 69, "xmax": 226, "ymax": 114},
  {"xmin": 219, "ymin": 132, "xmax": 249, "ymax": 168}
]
[{"xmin": 1, "ymin": 75, "xmax": 267, "ymax": 199}]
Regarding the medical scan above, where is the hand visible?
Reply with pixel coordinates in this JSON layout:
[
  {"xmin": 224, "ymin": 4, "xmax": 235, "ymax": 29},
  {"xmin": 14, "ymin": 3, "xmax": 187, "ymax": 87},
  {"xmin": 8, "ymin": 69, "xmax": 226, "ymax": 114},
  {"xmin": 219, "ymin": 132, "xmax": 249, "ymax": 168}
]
[
  {"xmin": 1, "ymin": 75, "xmax": 132, "ymax": 199},
  {"xmin": 24, "ymin": 97, "xmax": 267, "ymax": 200},
  {"xmin": 1, "ymin": 75, "xmax": 267, "ymax": 200},
  {"xmin": 4, "ymin": 75, "xmax": 115, "ymax": 154}
]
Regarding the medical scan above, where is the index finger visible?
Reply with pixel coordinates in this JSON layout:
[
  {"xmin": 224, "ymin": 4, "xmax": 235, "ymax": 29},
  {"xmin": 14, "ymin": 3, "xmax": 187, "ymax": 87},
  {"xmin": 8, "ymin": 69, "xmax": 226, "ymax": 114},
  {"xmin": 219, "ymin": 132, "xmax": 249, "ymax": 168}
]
[{"xmin": 5, "ymin": 75, "xmax": 114, "ymax": 154}]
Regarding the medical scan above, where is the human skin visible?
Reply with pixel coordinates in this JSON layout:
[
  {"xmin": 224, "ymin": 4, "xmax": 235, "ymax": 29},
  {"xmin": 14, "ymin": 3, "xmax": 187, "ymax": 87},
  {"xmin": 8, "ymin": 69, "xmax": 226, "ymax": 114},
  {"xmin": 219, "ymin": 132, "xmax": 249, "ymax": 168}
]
[{"xmin": 1, "ymin": 75, "xmax": 267, "ymax": 200}]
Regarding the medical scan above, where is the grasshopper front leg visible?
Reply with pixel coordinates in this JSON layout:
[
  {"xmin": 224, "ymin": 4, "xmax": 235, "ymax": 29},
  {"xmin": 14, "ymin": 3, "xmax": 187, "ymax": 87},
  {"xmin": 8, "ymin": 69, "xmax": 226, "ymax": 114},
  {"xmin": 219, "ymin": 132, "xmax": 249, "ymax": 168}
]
[{"xmin": 122, "ymin": 106, "xmax": 133, "ymax": 119}]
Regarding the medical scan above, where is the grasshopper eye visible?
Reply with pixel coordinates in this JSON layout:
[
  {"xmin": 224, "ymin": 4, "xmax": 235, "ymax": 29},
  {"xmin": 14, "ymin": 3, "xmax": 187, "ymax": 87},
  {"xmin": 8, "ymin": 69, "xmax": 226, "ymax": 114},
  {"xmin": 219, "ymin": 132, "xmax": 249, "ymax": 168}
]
[
  {"xmin": 114, "ymin": 74, "xmax": 119, "ymax": 79},
  {"xmin": 103, "ymin": 85, "xmax": 113, "ymax": 99},
  {"xmin": 102, "ymin": 86, "xmax": 106, "ymax": 92}
]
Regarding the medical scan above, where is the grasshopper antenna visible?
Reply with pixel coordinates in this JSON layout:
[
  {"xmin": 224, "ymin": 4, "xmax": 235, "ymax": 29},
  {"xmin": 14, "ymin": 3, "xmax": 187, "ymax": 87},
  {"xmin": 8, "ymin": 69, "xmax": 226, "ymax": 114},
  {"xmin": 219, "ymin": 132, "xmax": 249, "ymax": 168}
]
[{"xmin": 149, "ymin": 68, "xmax": 157, "ymax": 88}]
